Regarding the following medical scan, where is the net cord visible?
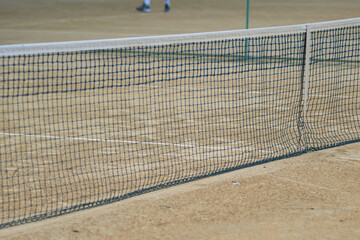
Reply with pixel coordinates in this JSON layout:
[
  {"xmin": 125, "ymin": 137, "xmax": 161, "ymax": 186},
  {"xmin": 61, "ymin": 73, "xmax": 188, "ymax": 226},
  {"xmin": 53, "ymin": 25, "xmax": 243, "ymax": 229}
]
[{"xmin": 0, "ymin": 18, "xmax": 359, "ymax": 57}]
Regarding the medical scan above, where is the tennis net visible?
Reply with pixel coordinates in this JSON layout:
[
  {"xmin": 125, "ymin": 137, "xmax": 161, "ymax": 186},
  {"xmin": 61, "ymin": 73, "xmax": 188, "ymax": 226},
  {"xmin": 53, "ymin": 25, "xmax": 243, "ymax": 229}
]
[{"xmin": 0, "ymin": 18, "xmax": 359, "ymax": 228}]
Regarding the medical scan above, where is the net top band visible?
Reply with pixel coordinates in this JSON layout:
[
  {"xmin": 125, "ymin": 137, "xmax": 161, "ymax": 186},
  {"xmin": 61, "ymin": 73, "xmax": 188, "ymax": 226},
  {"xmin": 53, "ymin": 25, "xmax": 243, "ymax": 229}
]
[{"xmin": 0, "ymin": 17, "xmax": 359, "ymax": 57}]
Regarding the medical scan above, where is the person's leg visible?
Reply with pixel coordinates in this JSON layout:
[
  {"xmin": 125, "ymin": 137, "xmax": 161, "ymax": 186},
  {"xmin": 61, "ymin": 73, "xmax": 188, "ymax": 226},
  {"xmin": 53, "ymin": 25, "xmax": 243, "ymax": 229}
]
[
  {"xmin": 164, "ymin": 0, "xmax": 170, "ymax": 12},
  {"xmin": 136, "ymin": 0, "xmax": 151, "ymax": 12}
]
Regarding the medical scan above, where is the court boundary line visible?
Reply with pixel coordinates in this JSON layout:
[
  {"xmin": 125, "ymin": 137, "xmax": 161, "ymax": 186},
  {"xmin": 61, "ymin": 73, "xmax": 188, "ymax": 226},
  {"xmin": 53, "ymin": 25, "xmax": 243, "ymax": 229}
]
[{"xmin": 0, "ymin": 131, "xmax": 268, "ymax": 152}]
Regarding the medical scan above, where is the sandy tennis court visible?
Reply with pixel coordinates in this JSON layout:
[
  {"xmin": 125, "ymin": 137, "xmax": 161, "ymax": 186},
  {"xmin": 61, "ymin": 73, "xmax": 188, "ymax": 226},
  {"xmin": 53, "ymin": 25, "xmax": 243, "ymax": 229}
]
[{"xmin": 0, "ymin": 0, "xmax": 360, "ymax": 239}]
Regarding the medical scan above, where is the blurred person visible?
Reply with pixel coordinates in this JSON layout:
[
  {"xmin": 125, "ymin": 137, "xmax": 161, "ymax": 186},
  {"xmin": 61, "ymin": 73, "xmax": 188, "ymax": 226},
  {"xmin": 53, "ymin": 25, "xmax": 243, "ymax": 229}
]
[{"xmin": 136, "ymin": 0, "xmax": 170, "ymax": 12}]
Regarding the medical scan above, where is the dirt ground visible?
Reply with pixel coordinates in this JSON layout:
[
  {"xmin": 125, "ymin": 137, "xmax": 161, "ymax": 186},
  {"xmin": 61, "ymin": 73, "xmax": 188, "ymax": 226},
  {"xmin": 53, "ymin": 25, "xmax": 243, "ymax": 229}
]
[
  {"xmin": 0, "ymin": 0, "xmax": 360, "ymax": 239},
  {"xmin": 0, "ymin": 0, "xmax": 359, "ymax": 43}
]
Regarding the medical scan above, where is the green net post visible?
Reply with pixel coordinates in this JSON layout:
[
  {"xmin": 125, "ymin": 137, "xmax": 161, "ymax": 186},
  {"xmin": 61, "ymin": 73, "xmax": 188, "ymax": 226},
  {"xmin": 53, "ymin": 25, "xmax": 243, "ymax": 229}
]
[{"xmin": 246, "ymin": 0, "xmax": 250, "ymax": 29}]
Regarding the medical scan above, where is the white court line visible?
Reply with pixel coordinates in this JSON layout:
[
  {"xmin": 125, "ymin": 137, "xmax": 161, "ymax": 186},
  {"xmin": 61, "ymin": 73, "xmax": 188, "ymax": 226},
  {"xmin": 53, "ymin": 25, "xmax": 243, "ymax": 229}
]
[
  {"xmin": 139, "ymin": 84, "xmax": 356, "ymax": 100},
  {"xmin": 0, "ymin": 132, "xmax": 260, "ymax": 152},
  {"xmin": 339, "ymin": 157, "xmax": 360, "ymax": 161}
]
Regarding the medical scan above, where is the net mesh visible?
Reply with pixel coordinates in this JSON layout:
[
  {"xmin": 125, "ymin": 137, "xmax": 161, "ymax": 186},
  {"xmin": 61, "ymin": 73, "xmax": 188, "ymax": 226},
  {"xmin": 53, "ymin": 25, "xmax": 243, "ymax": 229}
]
[
  {"xmin": 305, "ymin": 26, "xmax": 360, "ymax": 148},
  {"xmin": 0, "ymin": 19, "xmax": 359, "ymax": 228}
]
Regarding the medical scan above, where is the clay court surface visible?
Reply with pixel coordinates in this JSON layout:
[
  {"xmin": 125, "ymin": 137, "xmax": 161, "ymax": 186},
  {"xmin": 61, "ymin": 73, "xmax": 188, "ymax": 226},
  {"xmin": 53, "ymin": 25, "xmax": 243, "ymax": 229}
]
[{"xmin": 0, "ymin": 0, "xmax": 360, "ymax": 239}]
